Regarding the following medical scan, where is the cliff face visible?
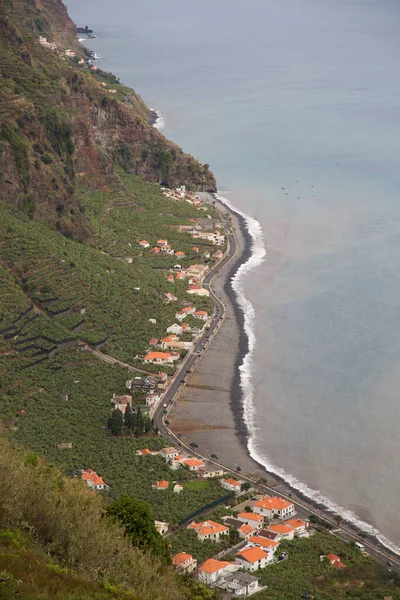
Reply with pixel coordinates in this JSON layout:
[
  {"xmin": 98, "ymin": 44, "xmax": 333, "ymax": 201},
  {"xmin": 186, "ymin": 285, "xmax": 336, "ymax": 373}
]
[{"xmin": 0, "ymin": 0, "xmax": 216, "ymax": 239}]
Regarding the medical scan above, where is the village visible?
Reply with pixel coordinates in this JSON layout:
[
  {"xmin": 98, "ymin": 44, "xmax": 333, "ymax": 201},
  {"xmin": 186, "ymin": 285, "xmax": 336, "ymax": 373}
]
[{"xmin": 81, "ymin": 447, "xmax": 348, "ymax": 598}]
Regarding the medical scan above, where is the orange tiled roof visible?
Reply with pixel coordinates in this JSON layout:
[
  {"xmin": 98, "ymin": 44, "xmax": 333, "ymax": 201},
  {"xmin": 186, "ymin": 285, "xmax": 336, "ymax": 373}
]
[
  {"xmin": 145, "ymin": 352, "xmax": 170, "ymax": 360},
  {"xmin": 254, "ymin": 496, "xmax": 293, "ymax": 510},
  {"xmin": 184, "ymin": 458, "xmax": 205, "ymax": 468},
  {"xmin": 239, "ymin": 524, "xmax": 255, "ymax": 535},
  {"xmin": 161, "ymin": 447, "xmax": 178, "ymax": 454},
  {"xmin": 172, "ymin": 552, "xmax": 193, "ymax": 566},
  {"xmin": 198, "ymin": 559, "xmax": 231, "ymax": 574},
  {"xmin": 191, "ymin": 520, "xmax": 228, "ymax": 536},
  {"xmin": 195, "ymin": 310, "xmax": 207, "ymax": 316},
  {"xmin": 286, "ymin": 518, "xmax": 306, "ymax": 529},
  {"xmin": 224, "ymin": 478, "xmax": 241, "ymax": 487},
  {"xmin": 238, "ymin": 512, "xmax": 263, "ymax": 521},
  {"xmin": 248, "ymin": 535, "xmax": 279, "ymax": 549},
  {"xmin": 267, "ymin": 524, "xmax": 294, "ymax": 534},
  {"xmin": 236, "ymin": 546, "xmax": 268, "ymax": 563},
  {"xmin": 327, "ymin": 553, "xmax": 340, "ymax": 562},
  {"xmin": 156, "ymin": 480, "xmax": 169, "ymax": 489},
  {"xmin": 139, "ymin": 449, "xmax": 153, "ymax": 456}
]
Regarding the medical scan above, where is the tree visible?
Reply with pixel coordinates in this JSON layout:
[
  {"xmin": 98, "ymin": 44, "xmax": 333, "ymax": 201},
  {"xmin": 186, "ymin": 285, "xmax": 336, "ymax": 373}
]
[
  {"xmin": 107, "ymin": 496, "xmax": 170, "ymax": 564},
  {"xmin": 136, "ymin": 405, "xmax": 143, "ymax": 436},
  {"xmin": 107, "ymin": 409, "xmax": 123, "ymax": 436},
  {"xmin": 124, "ymin": 404, "xmax": 135, "ymax": 433},
  {"xmin": 228, "ymin": 526, "xmax": 240, "ymax": 545},
  {"xmin": 189, "ymin": 442, "xmax": 198, "ymax": 449},
  {"xmin": 241, "ymin": 482, "xmax": 251, "ymax": 491}
]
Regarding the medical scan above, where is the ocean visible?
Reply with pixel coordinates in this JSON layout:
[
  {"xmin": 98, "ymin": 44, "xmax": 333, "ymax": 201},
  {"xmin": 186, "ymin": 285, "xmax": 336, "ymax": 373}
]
[{"xmin": 69, "ymin": 0, "xmax": 400, "ymax": 549}]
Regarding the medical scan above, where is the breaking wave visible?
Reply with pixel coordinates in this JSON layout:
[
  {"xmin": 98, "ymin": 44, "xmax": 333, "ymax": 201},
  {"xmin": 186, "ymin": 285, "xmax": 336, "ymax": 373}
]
[
  {"xmin": 216, "ymin": 192, "xmax": 400, "ymax": 557},
  {"xmin": 150, "ymin": 108, "xmax": 165, "ymax": 130}
]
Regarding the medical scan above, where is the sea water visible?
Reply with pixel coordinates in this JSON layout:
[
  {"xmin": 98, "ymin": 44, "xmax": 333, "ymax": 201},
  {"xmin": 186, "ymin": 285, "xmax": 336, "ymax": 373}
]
[{"xmin": 69, "ymin": 0, "xmax": 400, "ymax": 548}]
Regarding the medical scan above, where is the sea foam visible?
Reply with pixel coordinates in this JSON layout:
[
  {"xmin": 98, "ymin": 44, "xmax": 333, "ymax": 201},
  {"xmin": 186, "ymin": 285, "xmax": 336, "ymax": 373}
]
[
  {"xmin": 150, "ymin": 108, "xmax": 165, "ymax": 130},
  {"xmin": 216, "ymin": 192, "xmax": 400, "ymax": 557}
]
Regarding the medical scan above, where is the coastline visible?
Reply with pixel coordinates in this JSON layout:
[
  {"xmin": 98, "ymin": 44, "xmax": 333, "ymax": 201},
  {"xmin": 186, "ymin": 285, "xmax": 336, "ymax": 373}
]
[{"xmin": 169, "ymin": 192, "xmax": 400, "ymax": 559}]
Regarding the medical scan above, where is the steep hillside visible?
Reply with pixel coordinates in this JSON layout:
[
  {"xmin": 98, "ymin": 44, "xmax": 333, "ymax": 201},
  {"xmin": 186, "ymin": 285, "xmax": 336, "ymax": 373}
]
[{"xmin": 0, "ymin": 0, "xmax": 216, "ymax": 239}]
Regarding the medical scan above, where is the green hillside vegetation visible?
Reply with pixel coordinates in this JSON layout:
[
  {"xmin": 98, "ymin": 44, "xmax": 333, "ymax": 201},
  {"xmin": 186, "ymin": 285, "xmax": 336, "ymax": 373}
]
[{"xmin": 0, "ymin": 438, "xmax": 186, "ymax": 600}]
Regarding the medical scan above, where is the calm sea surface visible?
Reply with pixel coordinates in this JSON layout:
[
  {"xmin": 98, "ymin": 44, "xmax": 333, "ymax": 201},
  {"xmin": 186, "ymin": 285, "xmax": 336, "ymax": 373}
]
[{"xmin": 69, "ymin": 0, "xmax": 400, "ymax": 547}]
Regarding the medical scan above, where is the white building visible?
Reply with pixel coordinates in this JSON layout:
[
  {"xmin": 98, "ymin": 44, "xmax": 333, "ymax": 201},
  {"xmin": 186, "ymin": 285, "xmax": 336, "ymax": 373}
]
[
  {"xmin": 217, "ymin": 572, "xmax": 260, "ymax": 597},
  {"xmin": 166, "ymin": 323, "xmax": 183, "ymax": 335},
  {"xmin": 236, "ymin": 512, "xmax": 264, "ymax": 531},
  {"xmin": 172, "ymin": 552, "xmax": 197, "ymax": 574},
  {"xmin": 252, "ymin": 496, "xmax": 295, "ymax": 520},
  {"xmin": 221, "ymin": 478, "xmax": 242, "ymax": 494},
  {"xmin": 235, "ymin": 547, "xmax": 269, "ymax": 572},
  {"xmin": 197, "ymin": 559, "xmax": 238, "ymax": 585}
]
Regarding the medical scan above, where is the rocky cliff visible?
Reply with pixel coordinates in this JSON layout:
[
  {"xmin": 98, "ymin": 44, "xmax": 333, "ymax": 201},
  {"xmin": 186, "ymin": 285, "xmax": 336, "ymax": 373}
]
[{"xmin": 0, "ymin": 0, "xmax": 216, "ymax": 239}]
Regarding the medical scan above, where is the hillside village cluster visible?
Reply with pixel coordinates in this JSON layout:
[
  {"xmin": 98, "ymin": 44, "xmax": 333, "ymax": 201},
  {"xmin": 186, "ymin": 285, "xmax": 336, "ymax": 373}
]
[{"xmin": 82, "ymin": 446, "xmax": 346, "ymax": 597}]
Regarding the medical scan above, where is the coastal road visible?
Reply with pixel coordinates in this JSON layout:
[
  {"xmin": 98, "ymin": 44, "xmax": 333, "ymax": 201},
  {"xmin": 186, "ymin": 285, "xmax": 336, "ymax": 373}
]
[{"xmin": 152, "ymin": 198, "xmax": 400, "ymax": 574}]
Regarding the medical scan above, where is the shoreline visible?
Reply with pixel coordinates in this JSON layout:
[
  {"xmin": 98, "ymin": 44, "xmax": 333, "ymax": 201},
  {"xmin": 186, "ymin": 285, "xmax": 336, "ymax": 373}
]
[{"xmin": 170, "ymin": 191, "xmax": 400, "ymax": 560}]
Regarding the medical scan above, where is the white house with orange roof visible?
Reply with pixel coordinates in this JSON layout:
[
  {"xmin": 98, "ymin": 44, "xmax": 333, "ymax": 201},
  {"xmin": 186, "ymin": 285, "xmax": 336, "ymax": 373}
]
[
  {"xmin": 175, "ymin": 251, "xmax": 186, "ymax": 259},
  {"xmin": 81, "ymin": 469, "xmax": 108, "ymax": 491},
  {"xmin": 194, "ymin": 310, "xmax": 208, "ymax": 321},
  {"xmin": 234, "ymin": 547, "xmax": 269, "ymax": 572},
  {"xmin": 175, "ymin": 307, "xmax": 196, "ymax": 321},
  {"xmin": 238, "ymin": 523, "xmax": 256, "ymax": 541},
  {"xmin": 236, "ymin": 512, "xmax": 264, "ymax": 531},
  {"xmin": 266, "ymin": 523, "xmax": 295, "ymax": 540},
  {"xmin": 144, "ymin": 351, "xmax": 173, "ymax": 364},
  {"xmin": 188, "ymin": 520, "xmax": 229, "ymax": 542},
  {"xmin": 183, "ymin": 458, "xmax": 205, "ymax": 471},
  {"xmin": 247, "ymin": 535, "xmax": 280, "ymax": 558},
  {"xmin": 252, "ymin": 496, "xmax": 295, "ymax": 520},
  {"xmin": 197, "ymin": 559, "xmax": 238, "ymax": 585},
  {"xmin": 188, "ymin": 285, "xmax": 210, "ymax": 297},
  {"xmin": 136, "ymin": 448, "xmax": 153, "ymax": 457},
  {"xmin": 172, "ymin": 552, "xmax": 197, "ymax": 574},
  {"xmin": 157, "ymin": 239, "xmax": 168, "ymax": 246},
  {"xmin": 152, "ymin": 480, "xmax": 169, "ymax": 490},
  {"xmin": 286, "ymin": 518, "xmax": 308, "ymax": 536},
  {"xmin": 221, "ymin": 478, "xmax": 242, "ymax": 494},
  {"xmin": 138, "ymin": 240, "xmax": 149, "ymax": 248}
]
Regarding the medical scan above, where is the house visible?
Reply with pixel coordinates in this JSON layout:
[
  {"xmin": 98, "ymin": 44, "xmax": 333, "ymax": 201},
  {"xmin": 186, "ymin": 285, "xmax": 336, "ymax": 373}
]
[
  {"xmin": 194, "ymin": 310, "xmax": 208, "ymax": 321},
  {"xmin": 157, "ymin": 239, "xmax": 168, "ymax": 246},
  {"xmin": 175, "ymin": 251, "xmax": 185, "ymax": 258},
  {"xmin": 146, "ymin": 392, "xmax": 161, "ymax": 407},
  {"xmin": 217, "ymin": 572, "xmax": 260, "ymax": 597},
  {"xmin": 148, "ymin": 338, "xmax": 158, "ymax": 346},
  {"xmin": 168, "ymin": 351, "xmax": 180, "ymax": 362},
  {"xmin": 152, "ymin": 480, "xmax": 169, "ymax": 490},
  {"xmin": 65, "ymin": 49, "xmax": 76, "ymax": 57},
  {"xmin": 176, "ymin": 272, "xmax": 186, "ymax": 280},
  {"xmin": 257, "ymin": 529, "xmax": 281, "ymax": 542},
  {"xmin": 266, "ymin": 523, "xmax": 295, "ymax": 540},
  {"xmin": 188, "ymin": 520, "xmax": 229, "ymax": 542},
  {"xmin": 175, "ymin": 307, "xmax": 195, "ymax": 321},
  {"xmin": 166, "ymin": 275, "xmax": 175, "ymax": 283},
  {"xmin": 221, "ymin": 478, "xmax": 242, "ymax": 494},
  {"xmin": 192, "ymin": 246, "xmax": 199, "ymax": 253},
  {"xmin": 213, "ymin": 249, "xmax": 223, "ymax": 259},
  {"xmin": 183, "ymin": 458, "xmax": 205, "ymax": 471},
  {"xmin": 186, "ymin": 264, "xmax": 209, "ymax": 278},
  {"xmin": 236, "ymin": 513, "xmax": 264, "ymax": 531},
  {"xmin": 144, "ymin": 351, "xmax": 172, "ymax": 364},
  {"xmin": 239, "ymin": 523, "xmax": 256, "ymax": 541},
  {"xmin": 111, "ymin": 394, "xmax": 132, "ymax": 414},
  {"xmin": 196, "ymin": 232, "xmax": 225, "ymax": 245},
  {"xmin": 173, "ymin": 264, "xmax": 182, "ymax": 272},
  {"xmin": 155, "ymin": 520, "xmax": 169, "ymax": 535},
  {"xmin": 108, "ymin": 89, "xmax": 117, "ymax": 93},
  {"xmin": 181, "ymin": 322, "xmax": 191, "ymax": 333},
  {"xmin": 224, "ymin": 517, "xmax": 245, "ymax": 529},
  {"xmin": 165, "ymin": 292, "xmax": 178, "ymax": 302},
  {"xmin": 126, "ymin": 376, "xmax": 156, "ymax": 390},
  {"xmin": 161, "ymin": 244, "xmax": 174, "ymax": 255},
  {"xmin": 173, "ymin": 483, "xmax": 184, "ymax": 493},
  {"xmin": 160, "ymin": 447, "xmax": 179, "ymax": 460},
  {"xmin": 235, "ymin": 547, "xmax": 269, "ymax": 572},
  {"xmin": 136, "ymin": 448, "xmax": 153, "ymax": 457},
  {"xmin": 252, "ymin": 496, "xmax": 295, "ymax": 520},
  {"xmin": 78, "ymin": 58, "xmax": 85, "ymax": 64},
  {"xmin": 247, "ymin": 535, "xmax": 279, "ymax": 556},
  {"xmin": 81, "ymin": 469, "xmax": 108, "ymax": 491},
  {"xmin": 199, "ymin": 464, "xmax": 224, "ymax": 478},
  {"xmin": 172, "ymin": 552, "xmax": 197, "ymax": 574},
  {"xmin": 99, "ymin": 81, "xmax": 107, "ymax": 87},
  {"xmin": 188, "ymin": 285, "xmax": 210, "ymax": 297},
  {"xmin": 91, "ymin": 65, "xmax": 98, "ymax": 70},
  {"xmin": 151, "ymin": 246, "xmax": 161, "ymax": 254},
  {"xmin": 286, "ymin": 518, "xmax": 308, "ymax": 536},
  {"xmin": 197, "ymin": 559, "xmax": 238, "ymax": 585},
  {"xmin": 166, "ymin": 323, "xmax": 182, "ymax": 335},
  {"xmin": 326, "ymin": 554, "xmax": 346, "ymax": 569},
  {"xmin": 138, "ymin": 240, "xmax": 149, "ymax": 248}
]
